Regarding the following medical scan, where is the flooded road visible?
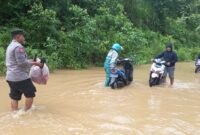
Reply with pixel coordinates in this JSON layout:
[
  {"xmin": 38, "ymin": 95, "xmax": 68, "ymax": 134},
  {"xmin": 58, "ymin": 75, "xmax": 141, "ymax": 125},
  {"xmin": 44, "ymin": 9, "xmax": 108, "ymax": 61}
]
[{"xmin": 0, "ymin": 62, "xmax": 200, "ymax": 135}]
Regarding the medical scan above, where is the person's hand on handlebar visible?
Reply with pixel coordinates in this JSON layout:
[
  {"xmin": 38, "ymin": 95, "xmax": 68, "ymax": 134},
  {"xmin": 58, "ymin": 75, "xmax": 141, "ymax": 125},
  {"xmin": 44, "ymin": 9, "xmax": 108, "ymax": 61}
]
[
  {"xmin": 31, "ymin": 61, "xmax": 44, "ymax": 68},
  {"xmin": 166, "ymin": 62, "xmax": 170, "ymax": 66}
]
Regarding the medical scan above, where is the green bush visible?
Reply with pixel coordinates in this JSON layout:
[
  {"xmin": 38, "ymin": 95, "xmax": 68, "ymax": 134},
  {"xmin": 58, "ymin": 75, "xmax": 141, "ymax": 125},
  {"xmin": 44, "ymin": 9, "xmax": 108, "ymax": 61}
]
[
  {"xmin": 177, "ymin": 48, "xmax": 192, "ymax": 61},
  {"xmin": 0, "ymin": 1, "xmax": 199, "ymax": 74},
  {"xmin": 0, "ymin": 47, "xmax": 6, "ymax": 74}
]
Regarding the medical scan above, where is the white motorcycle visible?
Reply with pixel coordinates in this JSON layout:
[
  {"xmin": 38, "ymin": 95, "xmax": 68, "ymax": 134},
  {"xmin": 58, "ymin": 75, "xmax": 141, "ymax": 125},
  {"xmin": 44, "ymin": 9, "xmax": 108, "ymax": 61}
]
[
  {"xmin": 195, "ymin": 59, "xmax": 200, "ymax": 73},
  {"xmin": 149, "ymin": 59, "xmax": 166, "ymax": 87}
]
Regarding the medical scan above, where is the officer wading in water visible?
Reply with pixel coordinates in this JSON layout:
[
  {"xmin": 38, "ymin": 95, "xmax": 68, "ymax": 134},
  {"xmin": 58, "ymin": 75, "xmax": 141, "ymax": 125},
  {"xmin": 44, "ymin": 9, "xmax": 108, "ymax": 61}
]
[
  {"xmin": 104, "ymin": 43, "xmax": 123, "ymax": 87},
  {"xmin": 6, "ymin": 29, "xmax": 43, "ymax": 112}
]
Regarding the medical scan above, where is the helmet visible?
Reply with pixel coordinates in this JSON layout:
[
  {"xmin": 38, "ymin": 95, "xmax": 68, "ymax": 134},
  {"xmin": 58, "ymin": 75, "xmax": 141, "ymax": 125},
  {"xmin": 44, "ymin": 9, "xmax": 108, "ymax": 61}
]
[{"xmin": 112, "ymin": 43, "xmax": 123, "ymax": 52}]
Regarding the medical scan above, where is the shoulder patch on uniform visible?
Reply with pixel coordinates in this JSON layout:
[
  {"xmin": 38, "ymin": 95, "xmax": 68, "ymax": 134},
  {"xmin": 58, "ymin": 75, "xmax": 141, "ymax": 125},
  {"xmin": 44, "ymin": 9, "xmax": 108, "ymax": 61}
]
[{"xmin": 18, "ymin": 47, "xmax": 25, "ymax": 53}]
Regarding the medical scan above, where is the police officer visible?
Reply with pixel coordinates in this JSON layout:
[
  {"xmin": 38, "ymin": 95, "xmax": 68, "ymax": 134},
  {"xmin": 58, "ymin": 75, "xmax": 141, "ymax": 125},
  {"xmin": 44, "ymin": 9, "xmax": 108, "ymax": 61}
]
[
  {"xmin": 104, "ymin": 43, "xmax": 123, "ymax": 87},
  {"xmin": 6, "ymin": 28, "xmax": 43, "ymax": 112}
]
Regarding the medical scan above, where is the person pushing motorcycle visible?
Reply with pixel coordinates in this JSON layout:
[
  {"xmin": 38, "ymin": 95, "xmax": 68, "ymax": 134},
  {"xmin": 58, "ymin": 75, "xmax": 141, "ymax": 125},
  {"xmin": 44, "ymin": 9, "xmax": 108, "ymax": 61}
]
[
  {"xmin": 104, "ymin": 43, "xmax": 123, "ymax": 87},
  {"xmin": 155, "ymin": 43, "xmax": 178, "ymax": 85}
]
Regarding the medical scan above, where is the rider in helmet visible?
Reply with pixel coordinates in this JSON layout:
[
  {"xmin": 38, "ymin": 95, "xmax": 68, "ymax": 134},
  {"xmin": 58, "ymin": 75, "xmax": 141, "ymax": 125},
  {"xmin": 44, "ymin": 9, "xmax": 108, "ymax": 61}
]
[{"xmin": 104, "ymin": 43, "xmax": 123, "ymax": 87}]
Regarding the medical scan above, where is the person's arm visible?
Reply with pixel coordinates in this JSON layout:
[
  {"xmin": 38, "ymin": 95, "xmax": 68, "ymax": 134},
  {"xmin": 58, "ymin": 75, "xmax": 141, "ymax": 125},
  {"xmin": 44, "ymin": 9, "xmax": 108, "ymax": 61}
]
[
  {"xmin": 155, "ymin": 52, "xmax": 164, "ymax": 59},
  {"xmin": 15, "ymin": 46, "xmax": 32, "ymax": 68},
  {"xmin": 15, "ymin": 47, "xmax": 43, "ymax": 68}
]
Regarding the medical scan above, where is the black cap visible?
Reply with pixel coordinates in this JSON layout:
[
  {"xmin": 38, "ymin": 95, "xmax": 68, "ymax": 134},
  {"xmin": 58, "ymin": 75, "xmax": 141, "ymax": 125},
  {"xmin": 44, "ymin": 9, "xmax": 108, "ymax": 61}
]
[
  {"xmin": 11, "ymin": 28, "xmax": 24, "ymax": 38},
  {"xmin": 166, "ymin": 43, "xmax": 173, "ymax": 49}
]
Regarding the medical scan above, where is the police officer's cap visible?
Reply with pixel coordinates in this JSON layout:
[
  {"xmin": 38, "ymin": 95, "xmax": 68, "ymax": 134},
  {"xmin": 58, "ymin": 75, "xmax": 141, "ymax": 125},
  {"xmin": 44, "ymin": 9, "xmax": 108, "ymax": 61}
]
[{"xmin": 11, "ymin": 28, "xmax": 24, "ymax": 37}]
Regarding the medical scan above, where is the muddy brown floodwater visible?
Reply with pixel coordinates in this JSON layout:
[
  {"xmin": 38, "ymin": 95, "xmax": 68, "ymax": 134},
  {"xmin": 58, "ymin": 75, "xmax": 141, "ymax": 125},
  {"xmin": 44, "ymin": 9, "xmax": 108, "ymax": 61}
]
[{"xmin": 0, "ymin": 62, "xmax": 200, "ymax": 135}]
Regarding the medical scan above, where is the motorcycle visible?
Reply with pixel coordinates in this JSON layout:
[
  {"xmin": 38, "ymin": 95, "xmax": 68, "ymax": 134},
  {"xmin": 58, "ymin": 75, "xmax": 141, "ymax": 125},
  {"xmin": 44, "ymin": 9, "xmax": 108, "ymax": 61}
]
[
  {"xmin": 149, "ymin": 59, "xmax": 166, "ymax": 87},
  {"xmin": 110, "ymin": 58, "xmax": 133, "ymax": 89},
  {"xmin": 195, "ymin": 59, "xmax": 200, "ymax": 73}
]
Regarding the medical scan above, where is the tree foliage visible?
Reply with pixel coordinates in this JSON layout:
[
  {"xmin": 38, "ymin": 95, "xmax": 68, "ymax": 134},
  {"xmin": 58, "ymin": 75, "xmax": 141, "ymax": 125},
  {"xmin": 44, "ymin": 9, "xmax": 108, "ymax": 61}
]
[{"xmin": 0, "ymin": 0, "xmax": 200, "ymax": 74}]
